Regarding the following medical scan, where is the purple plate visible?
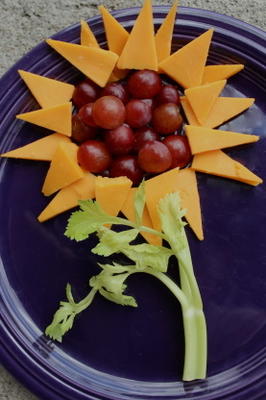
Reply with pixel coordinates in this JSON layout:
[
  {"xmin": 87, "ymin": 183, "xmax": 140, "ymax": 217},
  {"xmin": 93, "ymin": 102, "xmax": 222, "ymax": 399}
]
[{"xmin": 0, "ymin": 6, "xmax": 266, "ymax": 400}]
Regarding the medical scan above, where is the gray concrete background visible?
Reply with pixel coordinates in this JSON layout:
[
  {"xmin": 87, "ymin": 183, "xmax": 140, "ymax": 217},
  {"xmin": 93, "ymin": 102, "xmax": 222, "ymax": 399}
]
[{"xmin": 0, "ymin": 0, "xmax": 265, "ymax": 399}]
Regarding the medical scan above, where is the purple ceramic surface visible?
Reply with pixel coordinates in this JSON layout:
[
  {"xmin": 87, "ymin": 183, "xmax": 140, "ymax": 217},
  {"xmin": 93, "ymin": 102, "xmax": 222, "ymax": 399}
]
[{"xmin": 0, "ymin": 6, "xmax": 266, "ymax": 400}]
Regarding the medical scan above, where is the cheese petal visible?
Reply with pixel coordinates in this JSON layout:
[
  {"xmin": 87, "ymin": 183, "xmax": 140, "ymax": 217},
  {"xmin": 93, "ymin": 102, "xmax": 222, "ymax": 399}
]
[
  {"xmin": 181, "ymin": 96, "xmax": 255, "ymax": 129},
  {"xmin": 95, "ymin": 176, "xmax": 132, "ymax": 224},
  {"xmin": 98, "ymin": 5, "xmax": 129, "ymax": 55},
  {"xmin": 46, "ymin": 40, "xmax": 118, "ymax": 87},
  {"xmin": 121, "ymin": 188, "xmax": 162, "ymax": 246},
  {"xmin": 80, "ymin": 20, "xmax": 100, "ymax": 47},
  {"xmin": 18, "ymin": 70, "xmax": 74, "ymax": 109},
  {"xmin": 1, "ymin": 133, "xmax": 70, "ymax": 161},
  {"xmin": 159, "ymin": 29, "xmax": 213, "ymax": 88},
  {"xmin": 38, "ymin": 173, "xmax": 96, "ymax": 222},
  {"xmin": 117, "ymin": 0, "xmax": 158, "ymax": 71},
  {"xmin": 185, "ymin": 80, "xmax": 226, "ymax": 124},
  {"xmin": 16, "ymin": 102, "xmax": 72, "ymax": 136},
  {"xmin": 155, "ymin": 1, "xmax": 178, "ymax": 63},
  {"xmin": 192, "ymin": 150, "xmax": 263, "ymax": 186},
  {"xmin": 202, "ymin": 64, "xmax": 244, "ymax": 84},
  {"xmin": 42, "ymin": 142, "xmax": 84, "ymax": 196},
  {"xmin": 145, "ymin": 167, "xmax": 203, "ymax": 240},
  {"xmin": 185, "ymin": 125, "xmax": 259, "ymax": 154}
]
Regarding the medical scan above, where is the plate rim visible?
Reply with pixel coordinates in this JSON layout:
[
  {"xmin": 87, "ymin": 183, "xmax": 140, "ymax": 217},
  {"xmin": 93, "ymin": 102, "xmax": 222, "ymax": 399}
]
[{"xmin": 0, "ymin": 6, "xmax": 266, "ymax": 400}]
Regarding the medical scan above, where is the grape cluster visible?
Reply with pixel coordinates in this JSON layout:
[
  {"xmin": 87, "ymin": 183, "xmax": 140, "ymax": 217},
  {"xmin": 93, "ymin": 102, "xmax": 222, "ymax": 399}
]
[{"xmin": 72, "ymin": 70, "xmax": 192, "ymax": 185}]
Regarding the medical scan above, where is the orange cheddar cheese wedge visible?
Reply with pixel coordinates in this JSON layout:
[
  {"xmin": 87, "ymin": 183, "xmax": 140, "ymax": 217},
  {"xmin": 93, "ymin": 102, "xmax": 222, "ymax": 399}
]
[
  {"xmin": 18, "ymin": 70, "xmax": 75, "ymax": 109},
  {"xmin": 46, "ymin": 40, "xmax": 118, "ymax": 87},
  {"xmin": 181, "ymin": 96, "xmax": 255, "ymax": 129},
  {"xmin": 98, "ymin": 5, "xmax": 129, "ymax": 55},
  {"xmin": 95, "ymin": 176, "xmax": 132, "ymax": 223},
  {"xmin": 180, "ymin": 96, "xmax": 200, "ymax": 125},
  {"xmin": 38, "ymin": 173, "xmax": 96, "ymax": 222},
  {"xmin": 174, "ymin": 168, "xmax": 203, "ymax": 241},
  {"xmin": 186, "ymin": 125, "xmax": 259, "ymax": 154},
  {"xmin": 155, "ymin": 0, "xmax": 178, "ymax": 64},
  {"xmin": 80, "ymin": 20, "xmax": 100, "ymax": 48},
  {"xmin": 185, "ymin": 80, "xmax": 226, "ymax": 125},
  {"xmin": 159, "ymin": 29, "xmax": 214, "ymax": 89},
  {"xmin": 42, "ymin": 142, "xmax": 84, "ymax": 196},
  {"xmin": 202, "ymin": 64, "xmax": 244, "ymax": 84},
  {"xmin": 117, "ymin": 0, "xmax": 158, "ymax": 71},
  {"xmin": 192, "ymin": 150, "xmax": 263, "ymax": 186},
  {"xmin": 145, "ymin": 167, "xmax": 203, "ymax": 240},
  {"xmin": 108, "ymin": 67, "xmax": 129, "ymax": 83},
  {"xmin": 16, "ymin": 102, "xmax": 72, "ymax": 137},
  {"xmin": 1, "ymin": 133, "xmax": 70, "ymax": 161},
  {"xmin": 145, "ymin": 167, "xmax": 180, "ymax": 233},
  {"xmin": 121, "ymin": 188, "xmax": 162, "ymax": 246}
]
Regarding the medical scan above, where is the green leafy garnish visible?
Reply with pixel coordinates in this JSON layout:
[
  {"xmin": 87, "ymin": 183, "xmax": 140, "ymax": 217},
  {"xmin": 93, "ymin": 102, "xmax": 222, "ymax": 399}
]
[{"xmin": 45, "ymin": 182, "xmax": 207, "ymax": 381}]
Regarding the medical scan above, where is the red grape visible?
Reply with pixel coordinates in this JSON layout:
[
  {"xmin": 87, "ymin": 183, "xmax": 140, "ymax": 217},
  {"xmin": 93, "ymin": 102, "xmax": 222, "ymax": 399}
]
[
  {"xmin": 72, "ymin": 79, "xmax": 100, "ymax": 108},
  {"xmin": 78, "ymin": 103, "xmax": 97, "ymax": 127},
  {"xmin": 163, "ymin": 135, "xmax": 192, "ymax": 168},
  {"xmin": 77, "ymin": 140, "xmax": 112, "ymax": 173},
  {"xmin": 134, "ymin": 127, "xmax": 159, "ymax": 151},
  {"xmin": 71, "ymin": 114, "xmax": 97, "ymax": 143},
  {"xmin": 110, "ymin": 155, "xmax": 144, "ymax": 186},
  {"xmin": 155, "ymin": 85, "xmax": 180, "ymax": 106},
  {"xmin": 92, "ymin": 96, "xmax": 126, "ymax": 129},
  {"xmin": 138, "ymin": 140, "xmax": 172, "ymax": 173},
  {"xmin": 101, "ymin": 82, "xmax": 128, "ymax": 103},
  {"xmin": 152, "ymin": 103, "xmax": 183, "ymax": 134},
  {"xmin": 105, "ymin": 124, "xmax": 135, "ymax": 155},
  {"xmin": 127, "ymin": 70, "xmax": 162, "ymax": 98},
  {"xmin": 125, "ymin": 99, "xmax": 152, "ymax": 128}
]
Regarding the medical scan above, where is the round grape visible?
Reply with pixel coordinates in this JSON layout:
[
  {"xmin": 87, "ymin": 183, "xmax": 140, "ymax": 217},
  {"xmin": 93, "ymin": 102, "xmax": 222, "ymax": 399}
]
[
  {"xmin": 163, "ymin": 135, "xmax": 192, "ymax": 168},
  {"xmin": 92, "ymin": 96, "xmax": 126, "ymax": 130},
  {"xmin": 105, "ymin": 124, "xmax": 135, "ymax": 155},
  {"xmin": 110, "ymin": 155, "xmax": 144, "ymax": 186},
  {"xmin": 127, "ymin": 70, "xmax": 162, "ymax": 98},
  {"xmin": 125, "ymin": 99, "xmax": 152, "ymax": 128},
  {"xmin": 77, "ymin": 140, "xmax": 112, "ymax": 173},
  {"xmin": 101, "ymin": 82, "xmax": 128, "ymax": 103},
  {"xmin": 72, "ymin": 79, "xmax": 100, "ymax": 109},
  {"xmin": 78, "ymin": 103, "xmax": 97, "ymax": 127},
  {"xmin": 134, "ymin": 127, "xmax": 159, "ymax": 151},
  {"xmin": 71, "ymin": 114, "xmax": 97, "ymax": 143},
  {"xmin": 138, "ymin": 140, "xmax": 172, "ymax": 173},
  {"xmin": 155, "ymin": 85, "xmax": 180, "ymax": 106},
  {"xmin": 152, "ymin": 103, "xmax": 183, "ymax": 134}
]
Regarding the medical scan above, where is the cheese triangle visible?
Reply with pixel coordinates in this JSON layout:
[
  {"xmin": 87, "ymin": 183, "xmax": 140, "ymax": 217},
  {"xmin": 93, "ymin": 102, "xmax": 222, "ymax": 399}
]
[
  {"xmin": 121, "ymin": 188, "xmax": 162, "ymax": 246},
  {"xmin": 181, "ymin": 96, "xmax": 255, "ymax": 129},
  {"xmin": 80, "ymin": 20, "xmax": 100, "ymax": 47},
  {"xmin": 38, "ymin": 173, "xmax": 96, "ymax": 222},
  {"xmin": 155, "ymin": 0, "xmax": 178, "ymax": 63},
  {"xmin": 117, "ymin": 0, "xmax": 158, "ymax": 71},
  {"xmin": 16, "ymin": 102, "xmax": 72, "ymax": 136},
  {"xmin": 159, "ymin": 29, "xmax": 214, "ymax": 89},
  {"xmin": 192, "ymin": 150, "xmax": 262, "ymax": 186},
  {"xmin": 185, "ymin": 80, "xmax": 226, "ymax": 124},
  {"xmin": 42, "ymin": 142, "xmax": 84, "ymax": 196},
  {"xmin": 1, "ymin": 133, "xmax": 70, "ymax": 161},
  {"xmin": 186, "ymin": 125, "xmax": 259, "ymax": 154},
  {"xmin": 145, "ymin": 167, "xmax": 203, "ymax": 240},
  {"xmin": 18, "ymin": 70, "xmax": 74, "ymax": 109},
  {"xmin": 98, "ymin": 5, "xmax": 129, "ymax": 55},
  {"xmin": 46, "ymin": 40, "xmax": 118, "ymax": 87},
  {"xmin": 202, "ymin": 64, "xmax": 244, "ymax": 84},
  {"xmin": 95, "ymin": 176, "xmax": 132, "ymax": 223},
  {"xmin": 174, "ymin": 168, "xmax": 203, "ymax": 240}
]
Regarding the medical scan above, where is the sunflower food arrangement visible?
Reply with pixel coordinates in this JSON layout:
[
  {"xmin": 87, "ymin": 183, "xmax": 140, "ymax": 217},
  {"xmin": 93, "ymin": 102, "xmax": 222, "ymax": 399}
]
[{"xmin": 1, "ymin": 0, "xmax": 263, "ymax": 382}]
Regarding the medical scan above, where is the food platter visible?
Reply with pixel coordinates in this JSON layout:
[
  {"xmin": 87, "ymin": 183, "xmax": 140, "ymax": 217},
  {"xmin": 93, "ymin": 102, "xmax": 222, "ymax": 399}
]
[{"xmin": 0, "ymin": 5, "xmax": 266, "ymax": 400}]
